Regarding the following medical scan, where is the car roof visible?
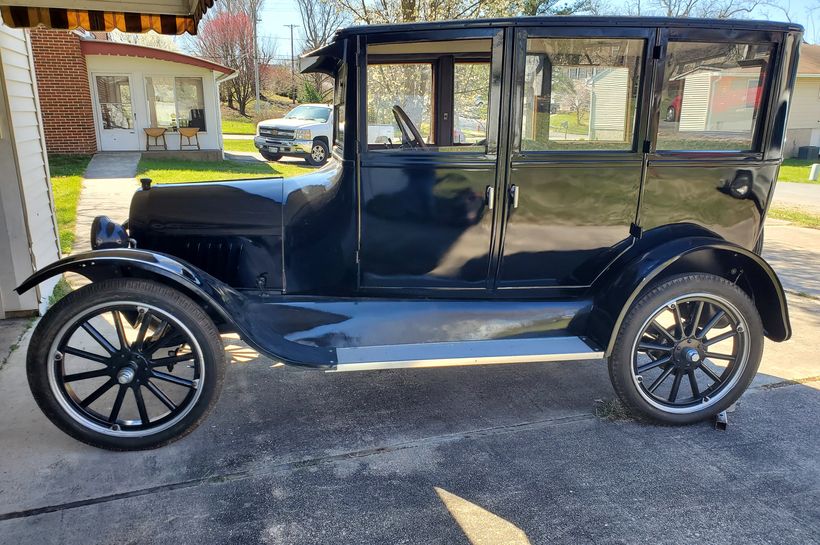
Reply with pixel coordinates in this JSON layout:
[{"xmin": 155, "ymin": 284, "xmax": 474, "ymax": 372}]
[{"xmin": 334, "ymin": 16, "xmax": 802, "ymax": 38}]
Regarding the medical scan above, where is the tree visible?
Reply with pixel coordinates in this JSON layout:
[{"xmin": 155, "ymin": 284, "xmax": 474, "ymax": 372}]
[
  {"xmin": 109, "ymin": 30, "xmax": 179, "ymax": 51},
  {"xmin": 295, "ymin": 0, "xmax": 348, "ymax": 102},
  {"xmin": 189, "ymin": 4, "xmax": 277, "ymax": 116}
]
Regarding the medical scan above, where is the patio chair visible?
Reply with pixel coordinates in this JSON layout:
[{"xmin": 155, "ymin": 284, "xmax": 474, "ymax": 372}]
[
  {"xmin": 179, "ymin": 127, "xmax": 201, "ymax": 150},
  {"xmin": 144, "ymin": 127, "xmax": 167, "ymax": 151}
]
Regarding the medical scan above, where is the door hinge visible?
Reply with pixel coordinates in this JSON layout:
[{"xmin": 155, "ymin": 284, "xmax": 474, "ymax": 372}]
[
  {"xmin": 642, "ymin": 140, "xmax": 652, "ymax": 153},
  {"xmin": 630, "ymin": 223, "xmax": 643, "ymax": 239},
  {"xmin": 652, "ymin": 45, "xmax": 662, "ymax": 59}
]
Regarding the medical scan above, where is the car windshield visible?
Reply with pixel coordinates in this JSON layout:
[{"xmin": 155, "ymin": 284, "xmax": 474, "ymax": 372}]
[{"xmin": 284, "ymin": 105, "xmax": 330, "ymax": 122}]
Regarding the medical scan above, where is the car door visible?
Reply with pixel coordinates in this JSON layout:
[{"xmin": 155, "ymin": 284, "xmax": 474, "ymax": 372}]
[
  {"xmin": 356, "ymin": 29, "xmax": 504, "ymax": 291},
  {"xmin": 495, "ymin": 27, "xmax": 655, "ymax": 289}
]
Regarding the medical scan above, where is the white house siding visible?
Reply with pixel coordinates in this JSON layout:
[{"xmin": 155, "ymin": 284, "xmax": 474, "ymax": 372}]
[
  {"xmin": 589, "ymin": 67, "xmax": 628, "ymax": 141},
  {"xmin": 0, "ymin": 23, "xmax": 59, "ymax": 317},
  {"xmin": 85, "ymin": 55, "xmax": 224, "ymax": 152},
  {"xmin": 679, "ymin": 72, "xmax": 712, "ymax": 132},
  {"xmin": 784, "ymin": 77, "xmax": 820, "ymax": 157}
]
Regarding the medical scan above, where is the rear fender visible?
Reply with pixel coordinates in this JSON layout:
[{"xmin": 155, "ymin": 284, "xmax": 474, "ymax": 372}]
[
  {"xmin": 16, "ymin": 249, "xmax": 335, "ymax": 368},
  {"xmin": 587, "ymin": 237, "xmax": 791, "ymax": 356}
]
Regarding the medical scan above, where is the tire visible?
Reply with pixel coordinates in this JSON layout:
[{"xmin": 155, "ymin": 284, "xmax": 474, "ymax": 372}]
[
  {"xmin": 665, "ymin": 106, "xmax": 676, "ymax": 122},
  {"xmin": 609, "ymin": 274, "xmax": 763, "ymax": 425},
  {"xmin": 27, "ymin": 278, "xmax": 225, "ymax": 450},
  {"xmin": 260, "ymin": 151, "xmax": 283, "ymax": 161},
  {"xmin": 306, "ymin": 139, "xmax": 329, "ymax": 167}
]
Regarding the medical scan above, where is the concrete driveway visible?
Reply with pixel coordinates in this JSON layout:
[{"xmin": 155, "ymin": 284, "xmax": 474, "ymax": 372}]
[{"xmin": 773, "ymin": 181, "xmax": 820, "ymax": 214}]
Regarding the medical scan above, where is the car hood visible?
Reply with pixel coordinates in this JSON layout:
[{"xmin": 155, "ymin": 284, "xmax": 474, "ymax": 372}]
[{"xmin": 258, "ymin": 118, "xmax": 323, "ymax": 130}]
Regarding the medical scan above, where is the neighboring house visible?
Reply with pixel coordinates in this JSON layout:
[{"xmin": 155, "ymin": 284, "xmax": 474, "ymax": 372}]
[
  {"xmin": 784, "ymin": 43, "xmax": 820, "ymax": 158},
  {"xmin": 0, "ymin": 0, "xmax": 214, "ymax": 319},
  {"xmin": 675, "ymin": 66, "xmax": 761, "ymax": 134},
  {"xmin": 29, "ymin": 28, "xmax": 235, "ymax": 154}
]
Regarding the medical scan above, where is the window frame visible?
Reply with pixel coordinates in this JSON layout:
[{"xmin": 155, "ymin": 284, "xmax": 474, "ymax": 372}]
[
  {"xmin": 648, "ymin": 27, "xmax": 783, "ymax": 159},
  {"xmin": 357, "ymin": 28, "xmax": 503, "ymax": 160},
  {"xmin": 144, "ymin": 75, "xmax": 208, "ymax": 133},
  {"xmin": 511, "ymin": 27, "xmax": 655, "ymax": 161}
]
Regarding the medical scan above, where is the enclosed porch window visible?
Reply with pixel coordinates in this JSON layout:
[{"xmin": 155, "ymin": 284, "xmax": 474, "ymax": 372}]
[{"xmin": 145, "ymin": 76, "xmax": 206, "ymax": 131}]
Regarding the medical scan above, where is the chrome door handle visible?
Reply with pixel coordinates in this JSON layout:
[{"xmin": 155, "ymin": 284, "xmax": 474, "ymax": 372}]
[
  {"xmin": 510, "ymin": 184, "xmax": 520, "ymax": 209},
  {"xmin": 485, "ymin": 186, "xmax": 495, "ymax": 209}
]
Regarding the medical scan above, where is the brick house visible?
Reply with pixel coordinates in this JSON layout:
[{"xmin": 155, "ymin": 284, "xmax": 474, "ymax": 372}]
[{"xmin": 29, "ymin": 28, "xmax": 235, "ymax": 154}]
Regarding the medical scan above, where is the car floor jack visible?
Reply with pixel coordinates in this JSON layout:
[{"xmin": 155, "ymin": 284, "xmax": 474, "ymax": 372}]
[{"xmin": 714, "ymin": 404, "xmax": 736, "ymax": 431}]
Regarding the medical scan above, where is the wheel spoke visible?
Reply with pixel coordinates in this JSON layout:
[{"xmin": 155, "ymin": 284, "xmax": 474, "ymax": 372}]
[
  {"xmin": 688, "ymin": 301, "xmax": 704, "ymax": 337},
  {"xmin": 62, "ymin": 346, "xmax": 112, "ymax": 365},
  {"xmin": 108, "ymin": 385, "xmax": 127, "ymax": 423},
  {"xmin": 150, "ymin": 370, "xmax": 196, "ymax": 389},
  {"xmin": 698, "ymin": 362, "xmax": 722, "ymax": 383},
  {"xmin": 704, "ymin": 351, "xmax": 735, "ymax": 362},
  {"xmin": 146, "ymin": 381, "xmax": 177, "ymax": 411},
  {"xmin": 112, "ymin": 310, "xmax": 129, "ymax": 350},
  {"xmin": 650, "ymin": 321, "xmax": 677, "ymax": 344},
  {"xmin": 688, "ymin": 370, "xmax": 700, "ymax": 398},
  {"xmin": 637, "ymin": 355, "xmax": 672, "ymax": 374},
  {"xmin": 133, "ymin": 386, "xmax": 150, "ymax": 425},
  {"xmin": 78, "ymin": 378, "xmax": 116, "ymax": 408},
  {"xmin": 696, "ymin": 310, "xmax": 726, "ymax": 340},
  {"xmin": 148, "ymin": 353, "xmax": 196, "ymax": 368},
  {"xmin": 672, "ymin": 304, "xmax": 685, "ymax": 339},
  {"xmin": 638, "ymin": 341, "xmax": 673, "ymax": 352},
  {"xmin": 703, "ymin": 330, "xmax": 738, "ymax": 347},
  {"xmin": 668, "ymin": 370, "xmax": 683, "ymax": 402},
  {"xmin": 80, "ymin": 322, "xmax": 117, "ymax": 354},
  {"xmin": 63, "ymin": 368, "xmax": 110, "ymax": 382},
  {"xmin": 134, "ymin": 311, "xmax": 153, "ymax": 349},
  {"xmin": 647, "ymin": 366, "xmax": 675, "ymax": 393}
]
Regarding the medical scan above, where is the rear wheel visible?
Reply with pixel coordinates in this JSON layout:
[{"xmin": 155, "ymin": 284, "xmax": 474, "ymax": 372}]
[
  {"xmin": 27, "ymin": 278, "xmax": 225, "ymax": 450},
  {"xmin": 609, "ymin": 274, "xmax": 763, "ymax": 425}
]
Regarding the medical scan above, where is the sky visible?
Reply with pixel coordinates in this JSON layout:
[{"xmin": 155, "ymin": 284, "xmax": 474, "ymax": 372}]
[{"xmin": 253, "ymin": 0, "xmax": 820, "ymax": 54}]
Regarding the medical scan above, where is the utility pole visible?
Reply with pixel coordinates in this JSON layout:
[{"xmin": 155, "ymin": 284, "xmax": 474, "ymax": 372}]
[
  {"xmin": 252, "ymin": 0, "xmax": 261, "ymax": 114},
  {"xmin": 285, "ymin": 24, "xmax": 299, "ymax": 104}
]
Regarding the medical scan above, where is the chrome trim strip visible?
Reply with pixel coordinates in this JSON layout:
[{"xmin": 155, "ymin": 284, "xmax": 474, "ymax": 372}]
[{"xmin": 330, "ymin": 336, "xmax": 603, "ymax": 372}]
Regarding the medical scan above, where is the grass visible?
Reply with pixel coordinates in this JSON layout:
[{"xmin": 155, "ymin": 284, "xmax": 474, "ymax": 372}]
[
  {"xmin": 777, "ymin": 159, "xmax": 818, "ymax": 184},
  {"xmin": 768, "ymin": 206, "xmax": 820, "ymax": 229},
  {"xmin": 49, "ymin": 154, "xmax": 92, "ymax": 254},
  {"xmin": 136, "ymin": 157, "xmax": 312, "ymax": 184},
  {"xmin": 223, "ymin": 139, "xmax": 259, "ymax": 153},
  {"xmin": 49, "ymin": 276, "xmax": 73, "ymax": 306},
  {"xmin": 222, "ymin": 119, "xmax": 257, "ymax": 135}
]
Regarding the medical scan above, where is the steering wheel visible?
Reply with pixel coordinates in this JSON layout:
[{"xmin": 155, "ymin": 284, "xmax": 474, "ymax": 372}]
[{"xmin": 391, "ymin": 105, "xmax": 428, "ymax": 150}]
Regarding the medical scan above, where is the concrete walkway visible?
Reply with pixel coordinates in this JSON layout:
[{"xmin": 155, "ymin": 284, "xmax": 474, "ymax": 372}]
[
  {"xmin": 772, "ymin": 181, "xmax": 820, "ymax": 214},
  {"xmin": 764, "ymin": 221, "xmax": 820, "ymax": 298}
]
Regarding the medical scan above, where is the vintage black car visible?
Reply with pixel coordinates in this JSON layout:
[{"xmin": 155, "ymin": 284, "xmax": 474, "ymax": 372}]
[{"xmin": 18, "ymin": 17, "xmax": 801, "ymax": 450}]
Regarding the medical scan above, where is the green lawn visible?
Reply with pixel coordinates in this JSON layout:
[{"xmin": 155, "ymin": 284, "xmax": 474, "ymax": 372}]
[
  {"xmin": 768, "ymin": 207, "xmax": 820, "ymax": 229},
  {"xmin": 137, "ymin": 157, "xmax": 312, "ymax": 184},
  {"xmin": 223, "ymin": 139, "xmax": 259, "ymax": 153},
  {"xmin": 49, "ymin": 154, "xmax": 92, "ymax": 254},
  {"xmin": 221, "ymin": 119, "xmax": 257, "ymax": 135},
  {"xmin": 778, "ymin": 159, "xmax": 818, "ymax": 184}
]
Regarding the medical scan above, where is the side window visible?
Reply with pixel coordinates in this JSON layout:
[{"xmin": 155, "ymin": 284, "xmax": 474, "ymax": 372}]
[
  {"xmin": 658, "ymin": 42, "xmax": 771, "ymax": 152},
  {"xmin": 453, "ymin": 62, "xmax": 490, "ymax": 147},
  {"xmin": 367, "ymin": 63, "xmax": 433, "ymax": 147},
  {"xmin": 521, "ymin": 38, "xmax": 645, "ymax": 151},
  {"xmin": 334, "ymin": 63, "xmax": 346, "ymax": 149}
]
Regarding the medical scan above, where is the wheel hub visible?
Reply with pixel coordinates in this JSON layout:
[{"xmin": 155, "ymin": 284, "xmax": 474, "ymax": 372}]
[
  {"xmin": 673, "ymin": 338, "xmax": 703, "ymax": 371},
  {"xmin": 116, "ymin": 366, "xmax": 136, "ymax": 384}
]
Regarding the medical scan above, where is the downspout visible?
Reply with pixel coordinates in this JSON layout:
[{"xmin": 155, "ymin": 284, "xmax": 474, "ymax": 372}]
[{"xmin": 215, "ymin": 69, "xmax": 238, "ymax": 160}]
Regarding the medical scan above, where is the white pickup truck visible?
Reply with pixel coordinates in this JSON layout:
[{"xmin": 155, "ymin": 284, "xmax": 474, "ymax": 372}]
[{"xmin": 255, "ymin": 104, "xmax": 333, "ymax": 166}]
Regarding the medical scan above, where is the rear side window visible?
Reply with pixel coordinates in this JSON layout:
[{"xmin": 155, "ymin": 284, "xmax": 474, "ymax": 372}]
[
  {"xmin": 657, "ymin": 42, "xmax": 771, "ymax": 152},
  {"xmin": 520, "ymin": 38, "xmax": 645, "ymax": 152}
]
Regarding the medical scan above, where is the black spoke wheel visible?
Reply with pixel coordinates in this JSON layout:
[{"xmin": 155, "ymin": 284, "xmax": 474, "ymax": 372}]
[
  {"xmin": 28, "ymin": 279, "xmax": 225, "ymax": 450},
  {"xmin": 609, "ymin": 274, "xmax": 763, "ymax": 424}
]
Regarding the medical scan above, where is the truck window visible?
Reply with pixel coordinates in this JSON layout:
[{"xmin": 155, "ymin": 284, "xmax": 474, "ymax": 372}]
[
  {"xmin": 656, "ymin": 42, "xmax": 771, "ymax": 152},
  {"xmin": 520, "ymin": 38, "xmax": 645, "ymax": 152}
]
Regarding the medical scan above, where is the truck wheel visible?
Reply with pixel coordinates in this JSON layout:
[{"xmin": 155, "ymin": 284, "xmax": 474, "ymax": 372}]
[
  {"xmin": 27, "ymin": 278, "xmax": 225, "ymax": 450},
  {"xmin": 306, "ymin": 139, "xmax": 329, "ymax": 166},
  {"xmin": 260, "ymin": 151, "xmax": 282, "ymax": 161},
  {"xmin": 609, "ymin": 274, "xmax": 763, "ymax": 425}
]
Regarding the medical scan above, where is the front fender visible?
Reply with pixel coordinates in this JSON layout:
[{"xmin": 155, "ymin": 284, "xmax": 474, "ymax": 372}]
[
  {"xmin": 588, "ymin": 237, "xmax": 791, "ymax": 356},
  {"xmin": 16, "ymin": 249, "xmax": 336, "ymax": 368}
]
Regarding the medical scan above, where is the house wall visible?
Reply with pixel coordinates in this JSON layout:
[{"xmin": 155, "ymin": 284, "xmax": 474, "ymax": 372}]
[
  {"xmin": 783, "ymin": 77, "xmax": 820, "ymax": 158},
  {"xmin": 29, "ymin": 28, "xmax": 97, "ymax": 155},
  {"xmin": 85, "ymin": 55, "xmax": 223, "ymax": 151},
  {"xmin": 0, "ymin": 24, "xmax": 60, "ymax": 317}
]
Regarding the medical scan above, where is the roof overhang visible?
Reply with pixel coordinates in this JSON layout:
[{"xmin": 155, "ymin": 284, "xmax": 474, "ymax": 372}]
[
  {"xmin": 0, "ymin": 0, "xmax": 214, "ymax": 35},
  {"xmin": 80, "ymin": 39, "xmax": 234, "ymax": 76}
]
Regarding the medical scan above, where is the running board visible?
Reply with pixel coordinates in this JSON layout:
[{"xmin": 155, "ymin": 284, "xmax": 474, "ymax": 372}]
[{"xmin": 330, "ymin": 336, "xmax": 603, "ymax": 372}]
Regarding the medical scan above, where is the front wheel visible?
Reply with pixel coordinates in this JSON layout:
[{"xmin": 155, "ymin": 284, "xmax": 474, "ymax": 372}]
[
  {"xmin": 609, "ymin": 274, "xmax": 763, "ymax": 425},
  {"xmin": 306, "ymin": 139, "xmax": 329, "ymax": 166},
  {"xmin": 27, "ymin": 278, "xmax": 226, "ymax": 450}
]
